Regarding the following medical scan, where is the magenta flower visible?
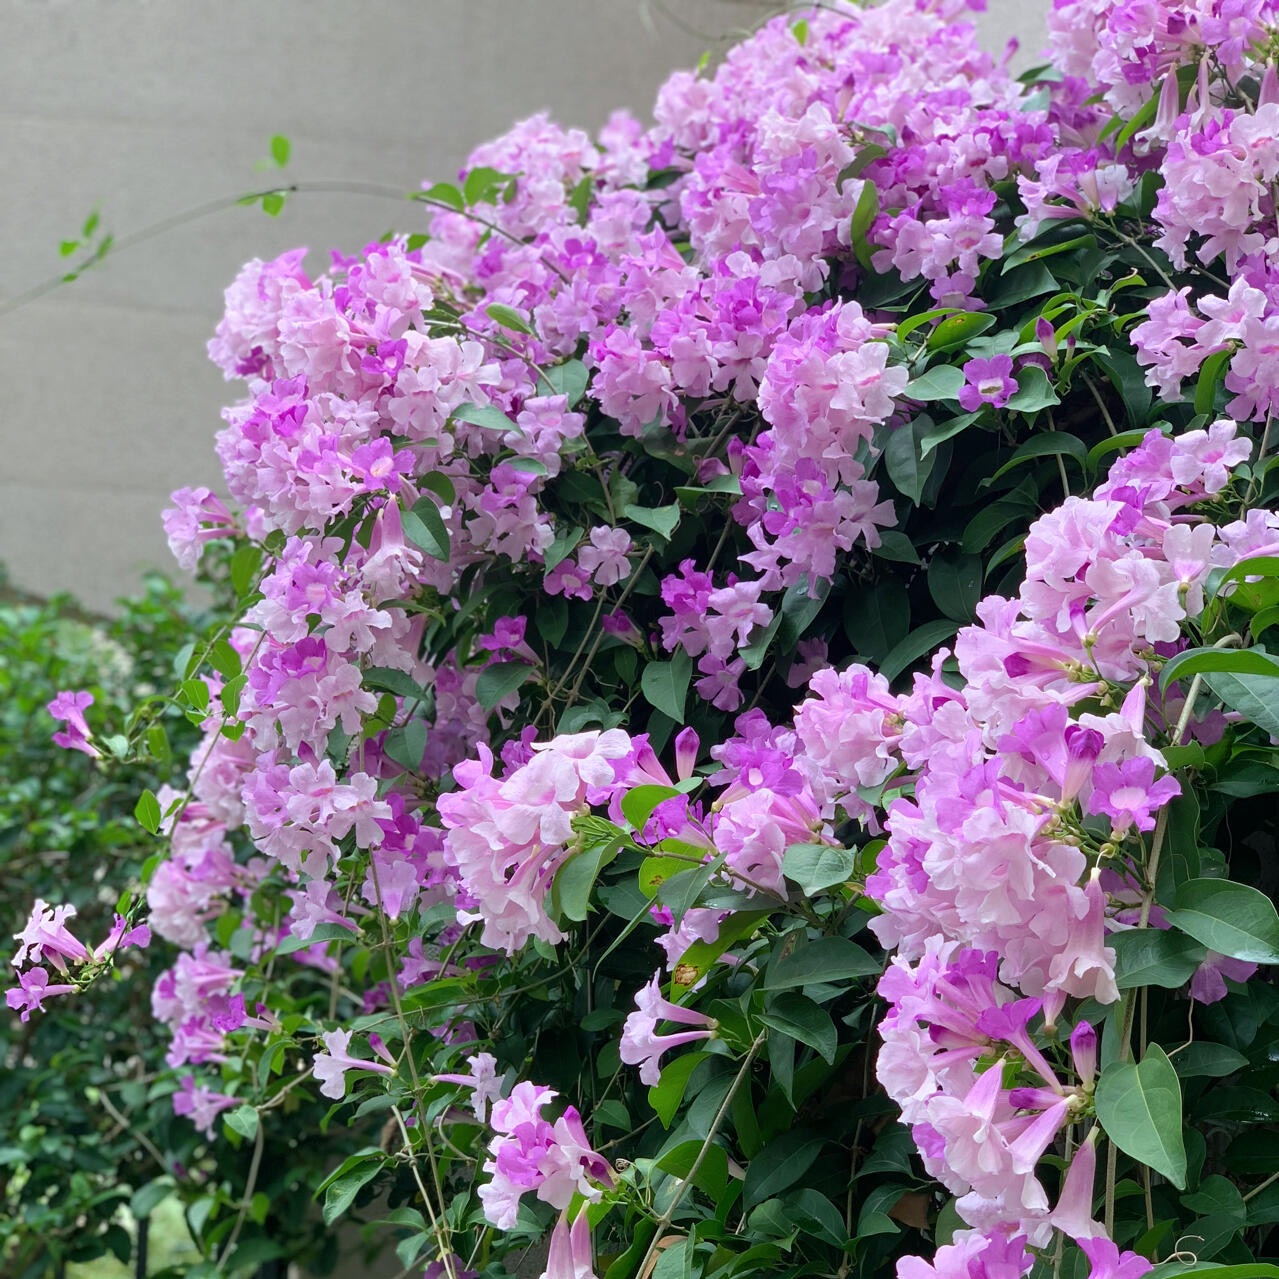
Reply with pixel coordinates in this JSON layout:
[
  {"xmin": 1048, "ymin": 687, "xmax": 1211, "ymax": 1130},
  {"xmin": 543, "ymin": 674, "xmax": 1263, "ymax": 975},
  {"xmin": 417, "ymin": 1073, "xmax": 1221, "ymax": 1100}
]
[
  {"xmin": 46, "ymin": 690, "xmax": 101, "ymax": 759},
  {"xmin": 6, "ymin": 967, "xmax": 77, "ymax": 1022},
  {"xmin": 957, "ymin": 354, "xmax": 1018, "ymax": 411},
  {"xmin": 172, "ymin": 1074, "xmax": 239, "ymax": 1138},
  {"xmin": 1076, "ymin": 1238, "xmax": 1153, "ymax": 1279},
  {"xmin": 1086, "ymin": 757, "xmax": 1180, "ymax": 833}
]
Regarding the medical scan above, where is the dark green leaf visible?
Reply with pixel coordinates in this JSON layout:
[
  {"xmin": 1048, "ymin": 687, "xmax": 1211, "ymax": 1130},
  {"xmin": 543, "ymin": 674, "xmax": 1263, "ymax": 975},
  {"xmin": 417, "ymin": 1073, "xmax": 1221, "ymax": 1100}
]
[
  {"xmin": 850, "ymin": 182, "xmax": 880, "ymax": 269},
  {"xmin": 361, "ymin": 667, "xmax": 423, "ymax": 700},
  {"xmin": 1173, "ymin": 1043, "xmax": 1248, "ymax": 1079},
  {"xmin": 1194, "ymin": 349, "xmax": 1232, "ymax": 417},
  {"xmin": 1112, "ymin": 928, "xmax": 1205, "ymax": 990},
  {"xmin": 759, "ymin": 993, "xmax": 837, "ymax": 1063},
  {"xmin": 1167, "ymin": 879, "xmax": 1279, "ymax": 964},
  {"xmin": 991, "ymin": 431, "xmax": 1085, "ymax": 481},
  {"xmin": 642, "ymin": 651, "xmax": 693, "ymax": 724},
  {"xmin": 879, "ymin": 619, "xmax": 959, "ymax": 683},
  {"xmin": 475, "ymin": 661, "xmax": 532, "ymax": 711},
  {"xmin": 885, "ymin": 415, "xmax": 937, "ymax": 503},
  {"xmin": 763, "ymin": 936, "xmax": 880, "ymax": 989},
  {"xmin": 743, "ymin": 1130, "xmax": 824, "ymax": 1209},
  {"xmin": 323, "ymin": 1157, "xmax": 387, "ymax": 1225},
  {"xmin": 928, "ymin": 550, "xmax": 983, "ymax": 623},
  {"xmin": 275, "ymin": 921, "xmax": 357, "ymax": 955}
]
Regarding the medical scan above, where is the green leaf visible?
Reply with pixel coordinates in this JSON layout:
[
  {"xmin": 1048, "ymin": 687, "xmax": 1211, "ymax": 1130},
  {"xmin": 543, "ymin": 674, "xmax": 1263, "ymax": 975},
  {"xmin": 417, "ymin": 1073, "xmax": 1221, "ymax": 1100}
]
[
  {"xmin": 905, "ymin": 364, "xmax": 964, "ymax": 403},
  {"xmin": 453, "ymin": 401, "xmax": 518, "ymax": 432},
  {"xmin": 878, "ymin": 619, "xmax": 959, "ymax": 683},
  {"xmin": 781, "ymin": 843, "xmax": 856, "ymax": 895},
  {"xmin": 224, "ymin": 1105, "xmax": 258, "ymax": 1141},
  {"xmin": 475, "ymin": 661, "xmax": 532, "ymax": 711},
  {"xmin": 872, "ymin": 530, "xmax": 920, "ymax": 565},
  {"xmin": 1112, "ymin": 928, "xmax": 1205, "ymax": 990},
  {"xmin": 928, "ymin": 550, "xmax": 983, "ymax": 623},
  {"xmin": 991, "ymin": 431, "xmax": 1085, "ymax": 482},
  {"xmin": 759, "ymin": 993, "xmax": 837, "ymax": 1063},
  {"xmin": 418, "ymin": 470, "xmax": 457, "ymax": 505},
  {"xmin": 1194, "ymin": 349, "xmax": 1232, "ymax": 417},
  {"xmin": 763, "ymin": 936, "xmax": 880, "ymax": 989},
  {"xmin": 537, "ymin": 358, "xmax": 589, "ymax": 408},
  {"xmin": 926, "ymin": 311, "xmax": 996, "ymax": 351},
  {"xmin": 1003, "ymin": 231, "xmax": 1097, "ymax": 272},
  {"xmin": 624, "ymin": 503, "xmax": 681, "ymax": 541},
  {"xmin": 420, "ymin": 181, "xmax": 465, "ymax": 212},
  {"xmin": 742, "ymin": 1130, "xmax": 824, "ymax": 1209},
  {"xmin": 1094, "ymin": 1043, "xmax": 1187, "ymax": 1188},
  {"xmin": 486, "ymin": 303, "xmax": 533, "ymax": 335},
  {"xmin": 134, "ymin": 789, "xmax": 162, "ymax": 835},
  {"xmin": 1209, "ymin": 555, "xmax": 1279, "ymax": 602},
  {"xmin": 554, "ymin": 843, "xmax": 616, "ymax": 923},
  {"xmin": 401, "ymin": 497, "xmax": 450, "ymax": 561},
  {"xmin": 1172, "ymin": 1042, "xmax": 1248, "ymax": 1079},
  {"xmin": 622, "ymin": 784, "xmax": 682, "ymax": 833},
  {"xmin": 786, "ymin": 1189, "xmax": 848, "ymax": 1247},
  {"xmin": 1005, "ymin": 364, "xmax": 1061, "ymax": 413},
  {"xmin": 1159, "ymin": 646, "xmax": 1279, "ymax": 693},
  {"xmin": 229, "ymin": 544, "xmax": 263, "ymax": 596},
  {"xmin": 656, "ymin": 862, "xmax": 715, "ymax": 923},
  {"xmin": 919, "ymin": 411, "xmax": 979, "ymax": 457},
  {"xmin": 269, "ymin": 134, "xmax": 291, "ymax": 168},
  {"xmin": 647, "ymin": 1050, "xmax": 708, "ymax": 1126},
  {"xmin": 1203, "ymin": 666, "xmax": 1279, "ymax": 738},
  {"xmin": 275, "ymin": 921, "xmax": 357, "ymax": 955},
  {"xmin": 656, "ymin": 1140, "xmax": 730, "ymax": 1197},
  {"xmin": 850, "ymin": 181, "xmax": 880, "ymax": 269},
  {"xmin": 323, "ymin": 1157, "xmax": 387, "ymax": 1225},
  {"xmin": 1166, "ymin": 879, "xmax": 1279, "ymax": 965},
  {"xmin": 361, "ymin": 666, "xmax": 423, "ymax": 700},
  {"xmin": 261, "ymin": 191, "xmax": 286, "ymax": 217},
  {"xmin": 642, "ymin": 650, "xmax": 693, "ymax": 724},
  {"xmin": 885, "ymin": 415, "xmax": 937, "ymax": 503},
  {"xmin": 543, "ymin": 525, "xmax": 583, "ymax": 574}
]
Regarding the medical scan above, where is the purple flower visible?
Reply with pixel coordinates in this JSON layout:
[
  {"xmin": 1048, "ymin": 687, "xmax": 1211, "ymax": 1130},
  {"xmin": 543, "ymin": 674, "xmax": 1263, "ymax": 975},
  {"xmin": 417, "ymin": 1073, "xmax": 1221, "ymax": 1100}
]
[
  {"xmin": 958, "ymin": 354, "xmax": 1018, "ymax": 411},
  {"xmin": 1086, "ymin": 757, "xmax": 1181, "ymax": 833}
]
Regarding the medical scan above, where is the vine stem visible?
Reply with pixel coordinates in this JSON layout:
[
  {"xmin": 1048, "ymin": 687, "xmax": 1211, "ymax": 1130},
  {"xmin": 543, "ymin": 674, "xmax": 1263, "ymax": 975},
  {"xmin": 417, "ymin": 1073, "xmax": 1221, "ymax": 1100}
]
[
  {"xmin": 216, "ymin": 1112, "xmax": 264, "ymax": 1269},
  {"xmin": 369, "ymin": 854, "xmax": 458, "ymax": 1279},
  {"xmin": 633, "ymin": 1032, "xmax": 766, "ymax": 1279}
]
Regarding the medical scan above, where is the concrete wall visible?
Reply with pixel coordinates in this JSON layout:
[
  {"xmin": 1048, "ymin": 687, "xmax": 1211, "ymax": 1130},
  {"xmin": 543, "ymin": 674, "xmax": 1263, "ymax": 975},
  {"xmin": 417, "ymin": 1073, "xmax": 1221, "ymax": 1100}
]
[{"xmin": 0, "ymin": 0, "xmax": 1048, "ymax": 613}]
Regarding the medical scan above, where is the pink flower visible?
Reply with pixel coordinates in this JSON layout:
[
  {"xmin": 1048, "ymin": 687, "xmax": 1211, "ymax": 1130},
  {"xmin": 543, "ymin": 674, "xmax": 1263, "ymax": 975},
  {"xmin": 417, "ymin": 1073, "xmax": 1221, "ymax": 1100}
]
[
  {"xmin": 619, "ymin": 973, "xmax": 716, "ymax": 1084},
  {"xmin": 312, "ymin": 1027, "xmax": 396, "ymax": 1100},
  {"xmin": 957, "ymin": 356, "xmax": 1018, "ymax": 412},
  {"xmin": 12, "ymin": 899, "xmax": 89, "ymax": 972},
  {"xmin": 577, "ymin": 526, "xmax": 633, "ymax": 586},
  {"xmin": 541, "ymin": 1211, "xmax": 597, "ymax": 1279},
  {"xmin": 478, "ymin": 1081, "xmax": 613, "ymax": 1229}
]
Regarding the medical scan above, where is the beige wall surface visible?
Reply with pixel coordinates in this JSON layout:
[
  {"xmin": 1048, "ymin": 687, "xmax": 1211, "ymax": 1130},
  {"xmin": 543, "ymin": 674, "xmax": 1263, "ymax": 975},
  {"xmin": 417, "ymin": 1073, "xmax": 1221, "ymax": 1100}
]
[{"xmin": 1, "ymin": 0, "xmax": 1049, "ymax": 613}]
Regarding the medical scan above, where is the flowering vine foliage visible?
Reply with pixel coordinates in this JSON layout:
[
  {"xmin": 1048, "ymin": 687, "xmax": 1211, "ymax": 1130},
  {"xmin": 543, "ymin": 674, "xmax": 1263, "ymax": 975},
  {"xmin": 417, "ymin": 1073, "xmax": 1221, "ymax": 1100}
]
[{"xmin": 15, "ymin": 2, "xmax": 1279, "ymax": 1278}]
